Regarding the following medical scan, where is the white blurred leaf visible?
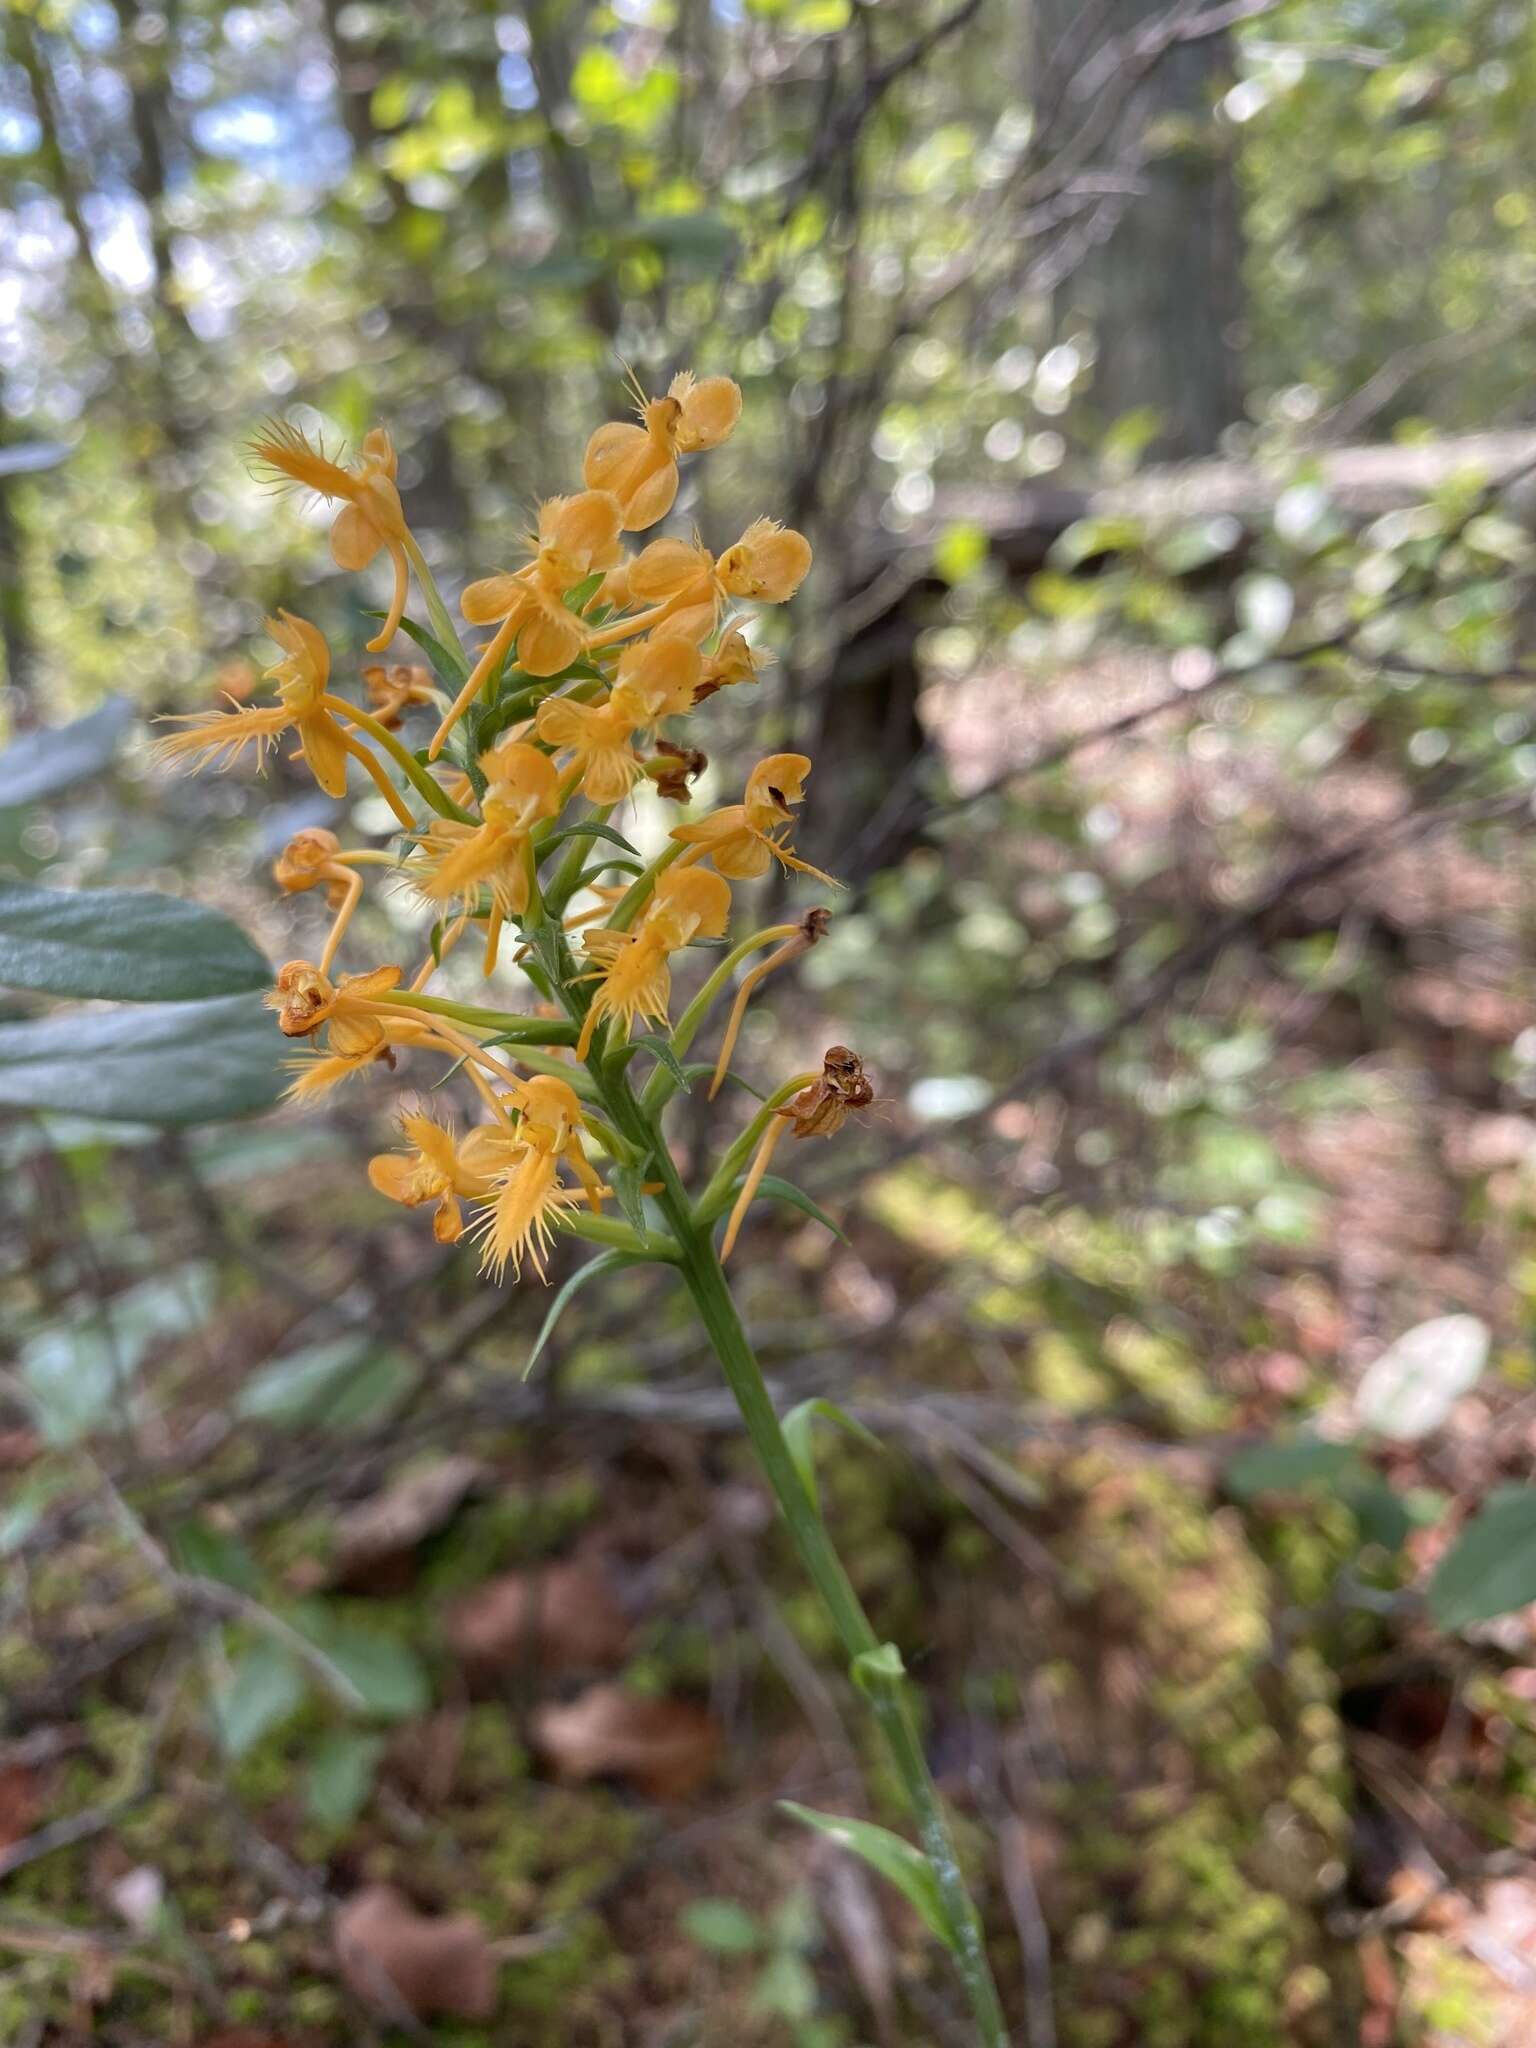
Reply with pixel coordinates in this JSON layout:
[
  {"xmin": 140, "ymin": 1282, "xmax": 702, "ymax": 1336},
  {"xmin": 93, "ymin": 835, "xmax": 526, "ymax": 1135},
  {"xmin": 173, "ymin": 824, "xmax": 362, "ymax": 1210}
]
[{"xmin": 1356, "ymin": 1314, "xmax": 1489, "ymax": 1440}]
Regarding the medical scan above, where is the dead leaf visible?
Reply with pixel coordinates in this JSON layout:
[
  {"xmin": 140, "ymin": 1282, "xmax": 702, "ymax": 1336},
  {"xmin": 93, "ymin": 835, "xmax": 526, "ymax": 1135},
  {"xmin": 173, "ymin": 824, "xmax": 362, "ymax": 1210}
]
[
  {"xmin": 329, "ymin": 1455, "xmax": 487, "ymax": 1593},
  {"xmin": 334, "ymin": 1883, "xmax": 497, "ymax": 2021},
  {"xmin": 531, "ymin": 1684, "xmax": 721, "ymax": 1800},
  {"xmin": 447, "ymin": 1559, "xmax": 631, "ymax": 1677}
]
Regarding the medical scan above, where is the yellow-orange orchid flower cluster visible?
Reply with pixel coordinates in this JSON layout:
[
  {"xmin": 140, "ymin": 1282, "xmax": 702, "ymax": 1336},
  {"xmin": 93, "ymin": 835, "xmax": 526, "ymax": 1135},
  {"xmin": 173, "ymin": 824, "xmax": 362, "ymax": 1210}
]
[{"xmin": 155, "ymin": 369, "xmax": 870, "ymax": 1282}]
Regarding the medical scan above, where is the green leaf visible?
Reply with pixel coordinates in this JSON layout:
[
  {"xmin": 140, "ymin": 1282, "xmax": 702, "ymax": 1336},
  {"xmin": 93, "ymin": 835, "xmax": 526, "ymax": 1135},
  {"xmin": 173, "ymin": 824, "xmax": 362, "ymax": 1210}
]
[
  {"xmin": 172, "ymin": 1518, "xmax": 262, "ymax": 1595},
  {"xmin": 782, "ymin": 1397, "xmax": 881, "ymax": 1510},
  {"xmin": 680, "ymin": 1899, "xmax": 762, "ymax": 1955},
  {"xmin": 1428, "ymin": 1488, "xmax": 1536, "ymax": 1628},
  {"xmin": 0, "ymin": 993, "xmax": 283, "ymax": 1125},
  {"xmin": 779, "ymin": 1803, "xmax": 955, "ymax": 1949},
  {"xmin": 541, "ymin": 820, "xmax": 641, "ymax": 860},
  {"xmin": 749, "ymin": 1175, "xmax": 849, "ymax": 1245},
  {"xmin": 1049, "ymin": 516, "xmax": 1144, "ymax": 570},
  {"xmin": 235, "ymin": 1335, "xmax": 417, "ymax": 1430},
  {"xmin": 933, "ymin": 521, "xmax": 989, "ymax": 585},
  {"xmin": 1224, "ymin": 1436, "xmax": 1360, "ymax": 1500},
  {"xmin": 306, "ymin": 1729, "xmax": 385, "ymax": 1829},
  {"xmin": 212, "ymin": 1640, "xmax": 306, "ymax": 1757},
  {"xmin": 629, "ymin": 1032, "xmax": 689, "ymax": 1091},
  {"xmin": 361, "ymin": 608, "xmax": 469, "ymax": 683},
  {"xmin": 22, "ymin": 1265, "xmax": 216, "ymax": 1443},
  {"xmin": 0, "ymin": 697, "xmax": 133, "ymax": 809},
  {"xmin": 752, "ymin": 1949, "xmax": 819, "ymax": 2020},
  {"xmin": 0, "ymin": 882, "xmax": 269, "ymax": 1001},
  {"xmin": 296, "ymin": 1612, "xmax": 430, "ymax": 1721},
  {"xmin": 523, "ymin": 1248, "xmax": 638, "ymax": 1378},
  {"xmin": 608, "ymin": 1158, "xmax": 652, "ymax": 1240}
]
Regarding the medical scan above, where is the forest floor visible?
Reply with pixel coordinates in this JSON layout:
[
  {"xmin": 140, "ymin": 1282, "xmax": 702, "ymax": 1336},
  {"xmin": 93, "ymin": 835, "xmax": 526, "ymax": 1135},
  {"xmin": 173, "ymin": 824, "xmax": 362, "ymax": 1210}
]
[{"xmin": 7, "ymin": 655, "xmax": 1536, "ymax": 2046}]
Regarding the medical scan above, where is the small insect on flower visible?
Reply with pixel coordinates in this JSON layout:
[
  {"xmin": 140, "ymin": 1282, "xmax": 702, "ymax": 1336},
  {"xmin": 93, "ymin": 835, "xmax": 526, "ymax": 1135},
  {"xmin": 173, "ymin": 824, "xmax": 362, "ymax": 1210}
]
[
  {"xmin": 156, "ymin": 613, "xmax": 352, "ymax": 798},
  {"xmin": 583, "ymin": 369, "xmax": 742, "ymax": 531},
  {"xmin": 368, "ymin": 1108, "xmax": 519, "ymax": 1244},
  {"xmin": 469, "ymin": 1075, "xmax": 607, "ymax": 1281},
  {"xmin": 576, "ymin": 865, "xmax": 732, "ymax": 1060},
  {"xmin": 671, "ymin": 753, "xmax": 840, "ymax": 888},
  {"xmin": 250, "ymin": 422, "xmax": 414, "ymax": 653}
]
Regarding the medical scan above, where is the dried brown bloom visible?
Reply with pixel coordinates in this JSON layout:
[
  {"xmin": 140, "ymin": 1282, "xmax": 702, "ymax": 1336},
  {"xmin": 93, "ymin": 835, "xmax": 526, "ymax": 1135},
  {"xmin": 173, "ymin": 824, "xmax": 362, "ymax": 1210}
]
[{"xmin": 649, "ymin": 739, "xmax": 708, "ymax": 801}]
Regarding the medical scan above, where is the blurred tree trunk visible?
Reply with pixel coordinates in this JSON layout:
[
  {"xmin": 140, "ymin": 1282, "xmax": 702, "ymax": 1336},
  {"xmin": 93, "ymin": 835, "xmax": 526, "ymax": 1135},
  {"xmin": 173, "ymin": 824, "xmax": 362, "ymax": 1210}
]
[{"xmin": 1033, "ymin": 0, "xmax": 1247, "ymax": 459}]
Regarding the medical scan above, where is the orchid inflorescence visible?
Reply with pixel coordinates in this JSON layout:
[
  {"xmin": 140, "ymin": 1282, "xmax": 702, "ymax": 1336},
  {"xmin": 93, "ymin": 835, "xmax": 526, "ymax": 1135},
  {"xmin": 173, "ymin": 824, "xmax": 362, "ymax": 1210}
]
[
  {"xmin": 154, "ymin": 371, "xmax": 1010, "ymax": 2036},
  {"xmin": 157, "ymin": 371, "xmax": 865, "ymax": 1284}
]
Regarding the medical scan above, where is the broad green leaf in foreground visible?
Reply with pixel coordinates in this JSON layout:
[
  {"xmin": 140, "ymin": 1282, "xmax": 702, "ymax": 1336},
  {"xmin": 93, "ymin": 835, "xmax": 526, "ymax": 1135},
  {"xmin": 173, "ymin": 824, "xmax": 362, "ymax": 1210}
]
[
  {"xmin": 0, "ymin": 881, "xmax": 269, "ymax": 1001},
  {"xmin": 0, "ymin": 697, "xmax": 134, "ymax": 809},
  {"xmin": 0, "ymin": 993, "xmax": 282, "ymax": 1124},
  {"xmin": 1428, "ymin": 1487, "xmax": 1536, "ymax": 1628},
  {"xmin": 779, "ymin": 1802, "xmax": 956, "ymax": 1949}
]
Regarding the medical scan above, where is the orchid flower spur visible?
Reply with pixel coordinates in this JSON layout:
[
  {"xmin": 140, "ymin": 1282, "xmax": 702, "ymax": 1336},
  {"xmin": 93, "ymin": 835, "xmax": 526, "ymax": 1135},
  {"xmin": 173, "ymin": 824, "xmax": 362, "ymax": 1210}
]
[{"xmin": 149, "ymin": 367, "xmax": 1008, "ymax": 2044}]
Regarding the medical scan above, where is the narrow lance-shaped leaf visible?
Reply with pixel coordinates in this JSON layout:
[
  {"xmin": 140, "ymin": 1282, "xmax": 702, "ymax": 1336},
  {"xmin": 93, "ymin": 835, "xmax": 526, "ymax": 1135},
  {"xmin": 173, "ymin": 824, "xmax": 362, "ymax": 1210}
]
[
  {"xmin": 779, "ymin": 1802, "xmax": 957, "ymax": 1951},
  {"xmin": 523, "ymin": 1249, "xmax": 640, "ymax": 1379},
  {"xmin": 782, "ymin": 1397, "xmax": 882, "ymax": 1511}
]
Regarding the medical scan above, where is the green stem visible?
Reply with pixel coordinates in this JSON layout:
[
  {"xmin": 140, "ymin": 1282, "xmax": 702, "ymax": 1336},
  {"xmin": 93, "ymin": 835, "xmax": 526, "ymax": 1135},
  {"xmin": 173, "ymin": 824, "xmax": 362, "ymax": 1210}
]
[
  {"xmin": 324, "ymin": 697, "xmax": 475, "ymax": 823},
  {"xmin": 404, "ymin": 533, "xmax": 469, "ymax": 668},
  {"xmin": 640, "ymin": 924, "xmax": 797, "ymax": 1115},
  {"xmin": 383, "ymin": 992, "xmax": 578, "ymax": 1041},
  {"xmin": 598, "ymin": 1075, "xmax": 1007, "ymax": 2045}
]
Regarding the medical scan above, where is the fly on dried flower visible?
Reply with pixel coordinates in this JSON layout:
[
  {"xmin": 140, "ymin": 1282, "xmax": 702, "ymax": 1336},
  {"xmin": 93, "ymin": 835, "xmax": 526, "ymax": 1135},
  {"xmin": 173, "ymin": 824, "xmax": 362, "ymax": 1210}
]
[
  {"xmin": 251, "ymin": 422, "xmax": 415, "ymax": 653},
  {"xmin": 583, "ymin": 370, "xmax": 742, "ymax": 531},
  {"xmin": 720, "ymin": 1045, "xmax": 874, "ymax": 1259},
  {"xmin": 649, "ymin": 741, "xmax": 707, "ymax": 802},
  {"xmin": 672, "ymin": 753, "xmax": 839, "ymax": 888}
]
